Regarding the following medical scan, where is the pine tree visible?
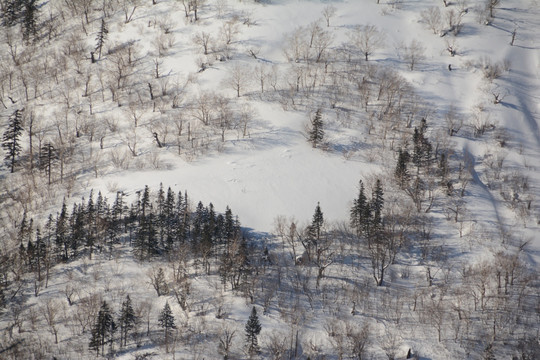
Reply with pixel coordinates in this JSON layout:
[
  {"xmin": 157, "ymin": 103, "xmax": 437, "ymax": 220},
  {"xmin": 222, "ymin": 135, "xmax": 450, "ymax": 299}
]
[
  {"xmin": 245, "ymin": 306, "xmax": 262, "ymax": 355},
  {"xmin": 371, "ymin": 179, "xmax": 384, "ymax": 233},
  {"xmin": 55, "ymin": 201, "xmax": 69, "ymax": 261},
  {"xmin": 3, "ymin": 0, "xmax": 24, "ymax": 26},
  {"xmin": 89, "ymin": 301, "xmax": 116, "ymax": 355},
  {"xmin": 95, "ymin": 18, "xmax": 108, "ymax": 60},
  {"xmin": 118, "ymin": 295, "xmax": 136, "ymax": 348},
  {"xmin": 2, "ymin": 109, "xmax": 24, "ymax": 173},
  {"xmin": 39, "ymin": 142, "xmax": 57, "ymax": 185},
  {"xmin": 22, "ymin": 0, "xmax": 38, "ymax": 43},
  {"xmin": 395, "ymin": 148, "xmax": 410, "ymax": 189},
  {"xmin": 158, "ymin": 301, "xmax": 176, "ymax": 352},
  {"xmin": 308, "ymin": 202, "xmax": 324, "ymax": 244},
  {"xmin": 350, "ymin": 180, "xmax": 369, "ymax": 238},
  {"xmin": 308, "ymin": 108, "xmax": 324, "ymax": 148}
]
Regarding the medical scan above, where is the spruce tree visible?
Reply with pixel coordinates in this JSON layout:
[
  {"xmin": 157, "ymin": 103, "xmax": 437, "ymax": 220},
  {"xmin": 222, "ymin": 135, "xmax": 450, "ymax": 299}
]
[
  {"xmin": 118, "ymin": 295, "xmax": 136, "ymax": 347},
  {"xmin": 245, "ymin": 306, "xmax": 262, "ymax": 355},
  {"xmin": 39, "ymin": 142, "xmax": 57, "ymax": 185},
  {"xmin": 158, "ymin": 301, "xmax": 176, "ymax": 352},
  {"xmin": 22, "ymin": 0, "xmax": 38, "ymax": 43},
  {"xmin": 371, "ymin": 179, "xmax": 384, "ymax": 233},
  {"xmin": 308, "ymin": 202, "xmax": 324, "ymax": 243},
  {"xmin": 95, "ymin": 18, "xmax": 108, "ymax": 60},
  {"xmin": 89, "ymin": 301, "xmax": 116, "ymax": 356},
  {"xmin": 394, "ymin": 148, "xmax": 410, "ymax": 189},
  {"xmin": 309, "ymin": 108, "xmax": 324, "ymax": 148},
  {"xmin": 2, "ymin": 109, "xmax": 24, "ymax": 173}
]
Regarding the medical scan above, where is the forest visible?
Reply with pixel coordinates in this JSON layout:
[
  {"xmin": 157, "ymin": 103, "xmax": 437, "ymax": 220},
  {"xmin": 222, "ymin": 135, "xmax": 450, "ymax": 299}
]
[{"xmin": 0, "ymin": 0, "xmax": 539, "ymax": 359}]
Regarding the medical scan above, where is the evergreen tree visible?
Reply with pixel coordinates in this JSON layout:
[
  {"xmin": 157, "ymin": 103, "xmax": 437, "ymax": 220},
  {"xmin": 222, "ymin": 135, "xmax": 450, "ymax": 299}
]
[
  {"xmin": 245, "ymin": 306, "xmax": 262, "ymax": 355},
  {"xmin": 118, "ymin": 295, "xmax": 136, "ymax": 348},
  {"xmin": 350, "ymin": 180, "xmax": 369, "ymax": 238},
  {"xmin": 39, "ymin": 142, "xmax": 57, "ymax": 185},
  {"xmin": 308, "ymin": 108, "xmax": 324, "ymax": 148},
  {"xmin": 307, "ymin": 202, "xmax": 324, "ymax": 243},
  {"xmin": 95, "ymin": 18, "xmax": 108, "ymax": 60},
  {"xmin": 22, "ymin": 0, "xmax": 38, "ymax": 43},
  {"xmin": 412, "ymin": 119, "xmax": 432, "ymax": 171},
  {"xmin": 395, "ymin": 148, "xmax": 410, "ymax": 189},
  {"xmin": 2, "ymin": 109, "xmax": 24, "ymax": 173},
  {"xmin": 158, "ymin": 301, "xmax": 176, "ymax": 352},
  {"xmin": 371, "ymin": 179, "xmax": 384, "ymax": 233},
  {"xmin": 3, "ymin": 0, "xmax": 24, "ymax": 26},
  {"xmin": 89, "ymin": 301, "xmax": 116, "ymax": 356},
  {"xmin": 55, "ymin": 200, "xmax": 69, "ymax": 261}
]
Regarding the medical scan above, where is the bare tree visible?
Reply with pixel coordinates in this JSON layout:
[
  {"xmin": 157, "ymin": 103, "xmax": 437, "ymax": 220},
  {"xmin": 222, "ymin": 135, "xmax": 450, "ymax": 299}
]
[
  {"xmin": 349, "ymin": 25, "xmax": 385, "ymax": 61},
  {"xmin": 218, "ymin": 324, "xmax": 236, "ymax": 360},
  {"xmin": 193, "ymin": 31, "xmax": 212, "ymax": 55},
  {"xmin": 225, "ymin": 63, "xmax": 249, "ymax": 97},
  {"xmin": 421, "ymin": 6, "xmax": 442, "ymax": 34},
  {"xmin": 322, "ymin": 5, "xmax": 337, "ymax": 27},
  {"xmin": 401, "ymin": 39, "xmax": 426, "ymax": 71},
  {"xmin": 42, "ymin": 299, "xmax": 63, "ymax": 344},
  {"xmin": 307, "ymin": 20, "xmax": 334, "ymax": 63},
  {"xmin": 121, "ymin": 0, "xmax": 141, "ymax": 23},
  {"xmin": 486, "ymin": 0, "xmax": 500, "ymax": 19}
]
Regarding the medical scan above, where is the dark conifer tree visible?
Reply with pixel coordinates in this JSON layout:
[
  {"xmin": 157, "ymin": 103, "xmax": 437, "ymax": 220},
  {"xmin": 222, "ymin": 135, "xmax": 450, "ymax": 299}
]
[
  {"xmin": 350, "ymin": 180, "xmax": 369, "ymax": 238},
  {"xmin": 55, "ymin": 200, "xmax": 69, "ymax": 261},
  {"xmin": 95, "ymin": 18, "xmax": 108, "ymax": 60},
  {"xmin": 118, "ymin": 295, "xmax": 136, "ymax": 348},
  {"xmin": 395, "ymin": 148, "xmax": 410, "ymax": 189},
  {"xmin": 3, "ymin": 0, "xmax": 23, "ymax": 26},
  {"xmin": 2, "ymin": 109, "xmax": 24, "ymax": 173},
  {"xmin": 164, "ymin": 187, "xmax": 175, "ymax": 251},
  {"xmin": 371, "ymin": 179, "xmax": 384, "ymax": 233},
  {"xmin": 22, "ymin": 0, "xmax": 38, "ymax": 43},
  {"xmin": 89, "ymin": 301, "xmax": 116, "ymax": 355},
  {"xmin": 245, "ymin": 306, "xmax": 262, "ymax": 355},
  {"xmin": 158, "ymin": 301, "xmax": 176, "ymax": 352},
  {"xmin": 309, "ymin": 108, "xmax": 324, "ymax": 148},
  {"xmin": 308, "ymin": 202, "xmax": 324, "ymax": 246},
  {"xmin": 39, "ymin": 142, "xmax": 57, "ymax": 185}
]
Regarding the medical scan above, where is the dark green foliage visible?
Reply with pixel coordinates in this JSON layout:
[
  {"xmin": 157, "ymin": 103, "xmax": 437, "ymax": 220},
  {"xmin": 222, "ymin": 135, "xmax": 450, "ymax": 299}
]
[
  {"xmin": 371, "ymin": 179, "xmax": 384, "ymax": 233},
  {"xmin": 308, "ymin": 202, "xmax": 324, "ymax": 241},
  {"xmin": 309, "ymin": 108, "xmax": 324, "ymax": 148},
  {"xmin": 118, "ymin": 295, "xmax": 137, "ymax": 348},
  {"xmin": 412, "ymin": 118, "xmax": 432, "ymax": 171},
  {"xmin": 245, "ymin": 306, "xmax": 261, "ymax": 355},
  {"xmin": 22, "ymin": 0, "xmax": 38, "ymax": 42},
  {"xmin": 95, "ymin": 18, "xmax": 108, "ymax": 59},
  {"xmin": 2, "ymin": 0, "xmax": 24, "ymax": 27},
  {"xmin": 39, "ymin": 142, "xmax": 57, "ymax": 185},
  {"xmin": 350, "ymin": 180, "xmax": 370, "ymax": 238},
  {"xmin": 2, "ymin": 109, "xmax": 24, "ymax": 173},
  {"xmin": 89, "ymin": 301, "xmax": 116, "ymax": 356},
  {"xmin": 158, "ymin": 301, "xmax": 176, "ymax": 350},
  {"xmin": 395, "ymin": 148, "xmax": 410, "ymax": 189}
]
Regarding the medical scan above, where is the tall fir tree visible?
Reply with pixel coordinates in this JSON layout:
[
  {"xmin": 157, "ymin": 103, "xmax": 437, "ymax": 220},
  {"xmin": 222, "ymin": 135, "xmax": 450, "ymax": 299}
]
[
  {"xmin": 22, "ymin": 0, "xmax": 38, "ymax": 43},
  {"xmin": 95, "ymin": 18, "xmax": 108, "ymax": 60},
  {"xmin": 395, "ymin": 148, "xmax": 410, "ymax": 189},
  {"xmin": 118, "ymin": 295, "xmax": 136, "ymax": 348},
  {"xmin": 245, "ymin": 306, "xmax": 262, "ymax": 355},
  {"xmin": 39, "ymin": 142, "xmax": 57, "ymax": 185},
  {"xmin": 89, "ymin": 301, "xmax": 116, "ymax": 356},
  {"xmin": 350, "ymin": 180, "xmax": 369, "ymax": 238},
  {"xmin": 308, "ymin": 202, "xmax": 324, "ymax": 243},
  {"xmin": 2, "ymin": 109, "xmax": 24, "ymax": 173},
  {"xmin": 158, "ymin": 301, "xmax": 176, "ymax": 352},
  {"xmin": 309, "ymin": 108, "xmax": 324, "ymax": 148}
]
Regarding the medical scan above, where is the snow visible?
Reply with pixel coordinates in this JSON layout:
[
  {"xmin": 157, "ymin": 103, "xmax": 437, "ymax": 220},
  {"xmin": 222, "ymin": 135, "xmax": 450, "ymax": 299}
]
[{"xmin": 1, "ymin": 0, "xmax": 540, "ymax": 359}]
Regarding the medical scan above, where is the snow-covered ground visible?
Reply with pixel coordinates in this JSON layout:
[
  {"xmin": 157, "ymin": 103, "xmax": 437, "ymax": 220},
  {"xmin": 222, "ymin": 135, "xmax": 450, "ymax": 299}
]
[{"xmin": 1, "ymin": 0, "xmax": 539, "ymax": 359}]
